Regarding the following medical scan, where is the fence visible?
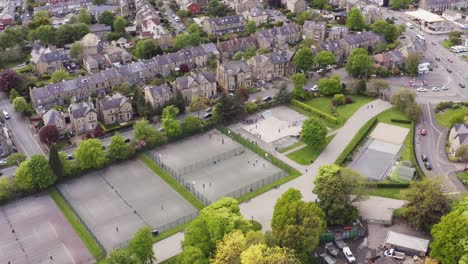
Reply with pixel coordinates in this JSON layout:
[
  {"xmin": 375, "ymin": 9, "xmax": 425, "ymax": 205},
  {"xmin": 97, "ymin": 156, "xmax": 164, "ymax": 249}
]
[
  {"xmin": 54, "ymin": 187, "xmax": 107, "ymax": 256},
  {"xmin": 224, "ymin": 170, "xmax": 288, "ymax": 199}
]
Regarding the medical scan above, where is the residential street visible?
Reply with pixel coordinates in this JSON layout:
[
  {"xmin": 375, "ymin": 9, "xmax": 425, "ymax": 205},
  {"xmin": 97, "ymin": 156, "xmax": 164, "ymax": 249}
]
[{"xmin": 152, "ymin": 99, "xmax": 407, "ymax": 263}]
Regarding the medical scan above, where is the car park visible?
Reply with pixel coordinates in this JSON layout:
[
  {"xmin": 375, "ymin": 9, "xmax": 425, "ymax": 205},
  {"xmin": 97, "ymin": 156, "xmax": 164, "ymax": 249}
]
[{"xmin": 431, "ymin": 87, "xmax": 440, "ymax": 92}]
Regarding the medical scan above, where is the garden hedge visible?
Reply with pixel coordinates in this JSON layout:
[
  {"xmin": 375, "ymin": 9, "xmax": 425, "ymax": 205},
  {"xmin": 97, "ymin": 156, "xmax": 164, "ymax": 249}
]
[
  {"xmin": 390, "ymin": 119, "xmax": 411, "ymax": 124},
  {"xmin": 290, "ymin": 99, "xmax": 338, "ymax": 124}
]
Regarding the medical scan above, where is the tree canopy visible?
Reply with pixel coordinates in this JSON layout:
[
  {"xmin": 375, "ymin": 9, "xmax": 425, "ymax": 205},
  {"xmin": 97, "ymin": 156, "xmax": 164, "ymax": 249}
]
[
  {"xmin": 98, "ymin": 11, "xmax": 116, "ymax": 26},
  {"xmin": 291, "ymin": 73, "xmax": 310, "ymax": 100},
  {"xmin": 316, "ymin": 51, "xmax": 336, "ymax": 68},
  {"xmin": 13, "ymin": 96, "xmax": 32, "ymax": 115},
  {"xmin": 241, "ymin": 244, "xmax": 300, "ymax": 264},
  {"xmin": 77, "ymin": 9, "xmax": 92, "ymax": 24},
  {"xmin": 133, "ymin": 119, "xmax": 167, "ymax": 148},
  {"xmin": 0, "ymin": 70, "xmax": 22, "ymax": 92},
  {"xmin": 292, "ymin": 47, "xmax": 315, "ymax": 73},
  {"xmin": 317, "ymin": 74, "xmax": 342, "ymax": 96},
  {"xmin": 246, "ymin": 21, "xmax": 257, "ymax": 34},
  {"xmin": 135, "ymin": 39, "xmax": 158, "ymax": 59},
  {"xmin": 129, "ymin": 227, "xmax": 155, "ymax": 263},
  {"xmin": 39, "ymin": 124, "xmax": 59, "ymax": 144},
  {"xmin": 301, "ymin": 117, "xmax": 327, "ymax": 146},
  {"xmin": 75, "ymin": 138, "xmax": 107, "ymax": 169},
  {"xmin": 51, "ymin": 69, "xmax": 70, "ymax": 83},
  {"xmin": 113, "ymin": 17, "xmax": 126, "ymax": 34},
  {"xmin": 345, "ymin": 48, "xmax": 372, "ymax": 78},
  {"xmin": 70, "ymin": 42, "xmax": 85, "ymax": 60},
  {"xmin": 108, "ymin": 133, "xmax": 135, "ymax": 160},
  {"xmin": 15, "ymin": 155, "xmax": 56, "ymax": 192},
  {"xmin": 346, "ymin": 7, "xmax": 366, "ymax": 31},
  {"xmin": 162, "ymin": 105, "xmax": 182, "ymax": 137}
]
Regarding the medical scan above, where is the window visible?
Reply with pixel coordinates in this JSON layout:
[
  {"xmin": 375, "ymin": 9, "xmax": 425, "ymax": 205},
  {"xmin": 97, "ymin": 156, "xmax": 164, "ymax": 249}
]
[
  {"xmin": 110, "ymin": 109, "xmax": 113, "ymax": 114},
  {"xmin": 110, "ymin": 116, "xmax": 114, "ymax": 122}
]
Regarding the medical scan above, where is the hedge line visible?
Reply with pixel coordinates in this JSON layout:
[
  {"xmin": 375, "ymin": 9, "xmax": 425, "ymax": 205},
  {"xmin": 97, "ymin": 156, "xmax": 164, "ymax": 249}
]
[
  {"xmin": 390, "ymin": 119, "xmax": 411, "ymax": 124},
  {"xmin": 366, "ymin": 183, "xmax": 410, "ymax": 188},
  {"xmin": 290, "ymin": 99, "xmax": 338, "ymax": 124},
  {"xmin": 335, "ymin": 117, "xmax": 378, "ymax": 165},
  {"xmin": 98, "ymin": 121, "xmax": 135, "ymax": 134},
  {"xmin": 409, "ymin": 121, "xmax": 425, "ymax": 179}
]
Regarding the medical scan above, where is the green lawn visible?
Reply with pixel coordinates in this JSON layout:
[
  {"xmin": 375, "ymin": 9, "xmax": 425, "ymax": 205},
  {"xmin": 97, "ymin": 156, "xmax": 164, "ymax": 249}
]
[
  {"xmin": 304, "ymin": 96, "xmax": 374, "ymax": 125},
  {"xmin": 287, "ymin": 136, "xmax": 335, "ymax": 165},
  {"xmin": 288, "ymin": 104, "xmax": 339, "ymax": 129},
  {"xmin": 48, "ymin": 188, "xmax": 105, "ymax": 260},
  {"xmin": 366, "ymin": 188, "xmax": 403, "ymax": 199},
  {"xmin": 279, "ymin": 141, "xmax": 305, "ymax": 153},
  {"xmin": 457, "ymin": 171, "xmax": 468, "ymax": 186},
  {"xmin": 435, "ymin": 107, "xmax": 467, "ymax": 128},
  {"xmin": 442, "ymin": 39, "xmax": 453, "ymax": 49},
  {"xmin": 376, "ymin": 108, "xmax": 412, "ymax": 128}
]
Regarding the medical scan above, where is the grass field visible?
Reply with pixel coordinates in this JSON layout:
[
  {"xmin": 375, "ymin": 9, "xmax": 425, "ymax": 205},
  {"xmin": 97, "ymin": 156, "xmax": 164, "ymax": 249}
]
[
  {"xmin": 304, "ymin": 96, "xmax": 374, "ymax": 125},
  {"xmin": 435, "ymin": 107, "xmax": 467, "ymax": 128},
  {"xmin": 279, "ymin": 141, "xmax": 305, "ymax": 153},
  {"xmin": 287, "ymin": 136, "xmax": 335, "ymax": 165},
  {"xmin": 366, "ymin": 187, "xmax": 403, "ymax": 200},
  {"xmin": 48, "ymin": 188, "xmax": 105, "ymax": 260},
  {"xmin": 457, "ymin": 171, "xmax": 468, "ymax": 186}
]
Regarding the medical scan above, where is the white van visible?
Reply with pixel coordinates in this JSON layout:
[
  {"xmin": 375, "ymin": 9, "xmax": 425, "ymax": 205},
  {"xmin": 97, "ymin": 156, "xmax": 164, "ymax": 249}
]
[
  {"xmin": 343, "ymin": 247, "xmax": 356, "ymax": 263},
  {"xmin": 406, "ymin": 22, "xmax": 413, "ymax": 29}
]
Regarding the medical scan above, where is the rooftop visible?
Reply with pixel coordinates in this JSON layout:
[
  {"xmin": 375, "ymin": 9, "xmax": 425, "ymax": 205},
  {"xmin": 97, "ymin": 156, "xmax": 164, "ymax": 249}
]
[{"xmin": 406, "ymin": 9, "xmax": 445, "ymax": 23}]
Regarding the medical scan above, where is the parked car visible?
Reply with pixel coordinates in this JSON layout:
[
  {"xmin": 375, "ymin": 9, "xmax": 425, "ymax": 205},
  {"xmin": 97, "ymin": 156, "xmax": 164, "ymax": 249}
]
[
  {"xmin": 67, "ymin": 155, "xmax": 74, "ymax": 160},
  {"xmin": 203, "ymin": 113, "xmax": 212, "ymax": 119},
  {"xmin": 124, "ymin": 138, "xmax": 131, "ymax": 143},
  {"xmin": 425, "ymin": 162, "xmax": 432, "ymax": 170},
  {"xmin": 334, "ymin": 238, "xmax": 347, "ymax": 249},
  {"xmin": 421, "ymin": 80, "xmax": 427, "ymax": 86},
  {"xmin": 316, "ymin": 69, "xmax": 324, "ymax": 74},
  {"xmin": 431, "ymin": 87, "xmax": 440, "ymax": 92},
  {"xmin": 448, "ymin": 58, "xmax": 453, "ymax": 63},
  {"xmin": 416, "ymin": 87, "xmax": 427, "ymax": 92},
  {"xmin": 421, "ymin": 155, "xmax": 428, "ymax": 162},
  {"xmin": 435, "ymin": 57, "xmax": 441, "ymax": 61},
  {"xmin": 0, "ymin": 159, "xmax": 6, "ymax": 165},
  {"xmin": 384, "ymin": 249, "xmax": 405, "ymax": 260},
  {"xmin": 310, "ymin": 85, "xmax": 318, "ymax": 92},
  {"xmin": 409, "ymin": 80, "xmax": 415, "ymax": 86},
  {"xmin": 260, "ymin": 80, "xmax": 266, "ymax": 85},
  {"xmin": 441, "ymin": 85, "xmax": 448, "ymax": 90},
  {"xmin": 320, "ymin": 253, "xmax": 336, "ymax": 264},
  {"xmin": 206, "ymin": 107, "xmax": 212, "ymax": 113},
  {"xmin": 262, "ymin": 96, "xmax": 272, "ymax": 102},
  {"xmin": 343, "ymin": 247, "xmax": 356, "ymax": 263},
  {"xmin": 2, "ymin": 110, "xmax": 10, "ymax": 120},
  {"xmin": 325, "ymin": 242, "xmax": 339, "ymax": 257},
  {"xmin": 432, "ymin": 41, "xmax": 436, "ymax": 45},
  {"xmin": 420, "ymin": 128, "xmax": 427, "ymax": 136},
  {"xmin": 460, "ymin": 83, "xmax": 466, "ymax": 88},
  {"xmin": 447, "ymin": 68, "xmax": 452, "ymax": 73}
]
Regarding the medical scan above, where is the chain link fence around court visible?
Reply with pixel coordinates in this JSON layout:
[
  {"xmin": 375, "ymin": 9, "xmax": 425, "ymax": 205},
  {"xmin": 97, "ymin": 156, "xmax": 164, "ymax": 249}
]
[{"xmin": 225, "ymin": 170, "xmax": 288, "ymax": 199}]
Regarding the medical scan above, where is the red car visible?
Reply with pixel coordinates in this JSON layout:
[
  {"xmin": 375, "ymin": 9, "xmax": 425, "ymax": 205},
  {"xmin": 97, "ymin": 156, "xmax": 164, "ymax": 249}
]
[
  {"xmin": 421, "ymin": 80, "xmax": 428, "ymax": 86},
  {"xmin": 409, "ymin": 80, "xmax": 415, "ymax": 86},
  {"xmin": 448, "ymin": 58, "xmax": 453, "ymax": 63},
  {"xmin": 420, "ymin": 129, "xmax": 427, "ymax": 136}
]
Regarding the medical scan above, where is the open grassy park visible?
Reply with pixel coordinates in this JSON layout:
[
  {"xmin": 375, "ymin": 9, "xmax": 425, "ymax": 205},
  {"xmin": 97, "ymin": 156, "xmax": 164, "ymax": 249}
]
[{"xmin": 287, "ymin": 136, "xmax": 335, "ymax": 165}]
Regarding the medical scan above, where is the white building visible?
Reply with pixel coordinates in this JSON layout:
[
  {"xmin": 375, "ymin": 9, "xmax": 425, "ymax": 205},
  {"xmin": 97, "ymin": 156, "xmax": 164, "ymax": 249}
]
[{"xmin": 405, "ymin": 9, "xmax": 454, "ymax": 33}]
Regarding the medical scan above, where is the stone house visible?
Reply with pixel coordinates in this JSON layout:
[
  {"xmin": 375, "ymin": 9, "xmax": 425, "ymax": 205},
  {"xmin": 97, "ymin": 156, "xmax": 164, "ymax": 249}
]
[
  {"xmin": 419, "ymin": 0, "xmax": 468, "ymax": 13},
  {"xmin": 177, "ymin": 0, "xmax": 201, "ymax": 13},
  {"xmin": 68, "ymin": 101, "xmax": 98, "ymax": 134},
  {"xmin": 318, "ymin": 39, "xmax": 345, "ymax": 62},
  {"xmin": 42, "ymin": 109, "xmax": 67, "ymax": 134},
  {"xmin": 104, "ymin": 46, "xmax": 133, "ymax": 67},
  {"xmin": 256, "ymin": 24, "xmax": 302, "ymax": 49},
  {"xmin": 216, "ymin": 60, "xmax": 252, "ymax": 92},
  {"xmin": 303, "ymin": 21, "xmax": 327, "ymax": 42},
  {"xmin": 31, "ymin": 44, "xmax": 63, "ymax": 76},
  {"xmin": 144, "ymin": 84, "xmax": 173, "ymax": 110},
  {"xmin": 97, "ymin": 92, "xmax": 133, "ymax": 125},
  {"xmin": 216, "ymin": 36, "xmax": 258, "ymax": 61},
  {"xmin": 248, "ymin": 50, "xmax": 295, "ymax": 82},
  {"xmin": 449, "ymin": 124, "xmax": 468, "ymax": 154},
  {"xmin": 339, "ymin": 31, "xmax": 381, "ymax": 56},
  {"xmin": 173, "ymin": 71, "xmax": 217, "ymax": 103},
  {"xmin": 286, "ymin": 0, "xmax": 307, "ymax": 13},
  {"xmin": 235, "ymin": 0, "xmax": 263, "ymax": 13},
  {"xmin": 0, "ymin": 125, "xmax": 11, "ymax": 158},
  {"xmin": 203, "ymin": 15, "xmax": 247, "ymax": 36},
  {"xmin": 462, "ymin": 35, "xmax": 468, "ymax": 47},
  {"xmin": 373, "ymin": 50, "xmax": 405, "ymax": 70},
  {"xmin": 89, "ymin": 24, "xmax": 112, "ymax": 39},
  {"xmin": 242, "ymin": 7, "xmax": 269, "ymax": 26},
  {"xmin": 361, "ymin": 6, "xmax": 382, "ymax": 24},
  {"xmin": 140, "ymin": 18, "xmax": 173, "ymax": 48},
  {"xmin": 81, "ymin": 33, "xmax": 101, "ymax": 55},
  {"xmin": 328, "ymin": 26, "xmax": 349, "ymax": 40}
]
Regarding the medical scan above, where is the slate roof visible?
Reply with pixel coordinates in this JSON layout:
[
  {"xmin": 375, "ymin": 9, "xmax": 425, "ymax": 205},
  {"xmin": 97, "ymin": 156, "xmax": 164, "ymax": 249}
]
[
  {"xmin": 89, "ymin": 24, "xmax": 112, "ymax": 33},
  {"xmin": 303, "ymin": 21, "xmax": 326, "ymax": 30},
  {"xmin": 69, "ymin": 102, "xmax": 95, "ymax": 118},
  {"xmin": 43, "ymin": 109, "xmax": 63, "ymax": 126},
  {"xmin": 320, "ymin": 39, "xmax": 342, "ymax": 52},
  {"xmin": 175, "ymin": 71, "xmax": 216, "ymax": 90},
  {"xmin": 146, "ymin": 84, "xmax": 172, "ymax": 99},
  {"xmin": 256, "ymin": 24, "xmax": 301, "ymax": 44},
  {"xmin": 98, "ymin": 92, "xmax": 129, "ymax": 110},
  {"xmin": 217, "ymin": 36, "xmax": 257, "ymax": 53},
  {"xmin": 342, "ymin": 31, "xmax": 378, "ymax": 45},
  {"xmin": 223, "ymin": 61, "xmax": 251, "ymax": 76},
  {"xmin": 208, "ymin": 15, "xmax": 245, "ymax": 26},
  {"xmin": 270, "ymin": 50, "xmax": 295, "ymax": 64}
]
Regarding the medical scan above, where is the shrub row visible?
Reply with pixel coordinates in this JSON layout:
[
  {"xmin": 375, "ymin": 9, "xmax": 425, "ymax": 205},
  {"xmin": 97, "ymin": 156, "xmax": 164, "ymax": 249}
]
[
  {"xmin": 335, "ymin": 117, "xmax": 378, "ymax": 165},
  {"xmin": 98, "ymin": 121, "xmax": 135, "ymax": 134},
  {"xmin": 409, "ymin": 121, "xmax": 425, "ymax": 179},
  {"xmin": 435, "ymin": 101, "xmax": 468, "ymax": 113},
  {"xmin": 390, "ymin": 119, "xmax": 411, "ymax": 124},
  {"xmin": 290, "ymin": 99, "xmax": 338, "ymax": 124},
  {"xmin": 366, "ymin": 183, "xmax": 410, "ymax": 188}
]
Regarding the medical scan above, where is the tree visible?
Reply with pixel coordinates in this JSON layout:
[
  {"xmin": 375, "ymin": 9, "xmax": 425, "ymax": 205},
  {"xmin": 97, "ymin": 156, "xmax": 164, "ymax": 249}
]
[
  {"xmin": 190, "ymin": 96, "xmax": 207, "ymax": 118},
  {"xmin": 177, "ymin": 246, "xmax": 209, "ymax": 264},
  {"xmin": 107, "ymin": 248, "xmax": 139, "ymax": 264},
  {"xmin": 405, "ymin": 52, "xmax": 421, "ymax": 76},
  {"xmin": 241, "ymin": 244, "xmax": 300, "ymax": 264},
  {"xmin": 58, "ymin": 152, "xmax": 74, "ymax": 177},
  {"xmin": 77, "ymin": 9, "xmax": 92, "ymax": 24},
  {"xmin": 301, "ymin": 116, "xmax": 327, "ymax": 146},
  {"xmin": 214, "ymin": 94, "xmax": 242, "ymax": 123},
  {"xmin": 13, "ymin": 96, "xmax": 32, "ymax": 115},
  {"xmin": 313, "ymin": 164, "xmax": 367, "ymax": 225},
  {"xmin": 430, "ymin": 196, "xmax": 468, "ymax": 264},
  {"xmin": 113, "ymin": 16, "xmax": 126, "ymax": 34},
  {"xmin": 0, "ymin": 177, "xmax": 14, "ymax": 202},
  {"xmin": 6, "ymin": 153, "xmax": 27, "ymax": 167},
  {"xmin": 311, "ymin": 0, "xmax": 328, "ymax": 9},
  {"xmin": 317, "ymin": 74, "xmax": 342, "ymax": 96},
  {"xmin": 108, "ymin": 133, "xmax": 134, "ymax": 160},
  {"xmin": 51, "ymin": 69, "xmax": 70, "ymax": 83},
  {"xmin": 133, "ymin": 119, "xmax": 167, "ymax": 148},
  {"xmin": 93, "ymin": 0, "xmax": 106, "ymax": 5},
  {"xmin": 9, "ymin": 88, "xmax": 20, "ymax": 102},
  {"xmin": 246, "ymin": 21, "xmax": 257, "ymax": 34},
  {"xmin": 28, "ymin": 16, "xmax": 51, "ymax": 30},
  {"xmin": 296, "ymin": 11, "xmax": 311, "ymax": 25},
  {"xmin": 346, "ymin": 7, "xmax": 366, "ymax": 31},
  {"xmin": 449, "ymin": 111, "xmax": 465, "ymax": 128},
  {"xmin": 129, "ymin": 227, "xmax": 155, "ymax": 263},
  {"xmin": 212, "ymin": 230, "xmax": 247, "ymax": 264},
  {"xmin": 390, "ymin": 0, "xmax": 410, "ymax": 10},
  {"xmin": 291, "ymin": 73, "xmax": 309, "ymax": 100},
  {"xmin": 182, "ymin": 116, "xmax": 202, "ymax": 134},
  {"xmin": 274, "ymin": 82, "xmax": 292, "ymax": 103},
  {"xmin": 292, "ymin": 47, "xmax": 315, "ymax": 73},
  {"xmin": 162, "ymin": 105, "xmax": 182, "ymax": 137},
  {"xmin": 272, "ymin": 188, "xmax": 303, "ymax": 228},
  {"xmin": 391, "ymin": 89, "xmax": 416, "ymax": 112},
  {"xmin": 98, "ymin": 10, "xmax": 116, "ymax": 26},
  {"xmin": 367, "ymin": 79, "xmax": 390, "ymax": 97},
  {"xmin": 75, "ymin": 138, "xmax": 107, "ymax": 169},
  {"xmin": 15, "ymin": 155, "xmax": 56, "ymax": 192},
  {"xmin": 39, "ymin": 124, "xmax": 59, "ymax": 144},
  {"xmin": 172, "ymin": 90, "xmax": 186, "ymax": 114},
  {"xmin": 315, "ymin": 51, "xmax": 336, "ymax": 68},
  {"xmin": 401, "ymin": 179, "xmax": 450, "ymax": 231},
  {"xmin": 0, "ymin": 70, "xmax": 22, "ymax": 92},
  {"xmin": 49, "ymin": 144, "xmax": 63, "ymax": 178},
  {"xmin": 29, "ymin": 25, "xmax": 55, "ymax": 44},
  {"xmin": 455, "ymin": 145, "xmax": 468, "ymax": 162},
  {"xmin": 207, "ymin": 0, "xmax": 231, "ymax": 17},
  {"xmin": 345, "ymin": 48, "xmax": 372, "ymax": 78},
  {"xmin": 135, "ymin": 39, "xmax": 158, "ymax": 59},
  {"xmin": 173, "ymin": 28, "xmax": 207, "ymax": 50},
  {"xmin": 371, "ymin": 20, "xmax": 400, "ymax": 43},
  {"xmin": 70, "ymin": 42, "xmax": 85, "ymax": 60}
]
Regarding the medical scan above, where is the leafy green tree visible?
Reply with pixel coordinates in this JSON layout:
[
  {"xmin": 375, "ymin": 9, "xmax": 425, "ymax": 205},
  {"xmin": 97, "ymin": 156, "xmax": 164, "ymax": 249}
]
[
  {"xmin": 15, "ymin": 155, "xmax": 56, "ymax": 192},
  {"xmin": 108, "ymin": 134, "xmax": 134, "ymax": 160},
  {"xmin": 296, "ymin": 11, "xmax": 311, "ymax": 25},
  {"xmin": 246, "ymin": 21, "xmax": 257, "ymax": 34},
  {"xmin": 240, "ymin": 244, "xmax": 300, "ymax": 264},
  {"xmin": 129, "ymin": 227, "xmax": 155, "ymax": 263},
  {"xmin": 401, "ymin": 179, "xmax": 450, "ymax": 231},
  {"xmin": 311, "ymin": 0, "xmax": 328, "ymax": 9},
  {"xmin": 0, "ymin": 26, "xmax": 29, "ymax": 50},
  {"xmin": 133, "ymin": 119, "xmax": 167, "ymax": 148},
  {"xmin": 313, "ymin": 164, "xmax": 367, "ymax": 225},
  {"xmin": 6, "ymin": 153, "xmax": 26, "ymax": 167},
  {"xmin": 113, "ymin": 16, "xmax": 126, "ymax": 34},
  {"xmin": 75, "ymin": 138, "xmax": 107, "ymax": 169},
  {"xmin": 367, "ymin": 79, "xmax": 390, "ymax": 97},
  {"xmin": 135, "ymin": 39, "xmax": 158, "ymax": 59},
  {"xmin": 430, "ymin": 196, "xmax": 468, "ymax": 264},
  {"xmin": 214, "ymin": 94, "xmax": 242, "ymax": 123},
  {"xmin": 70, "ymin": 42, "xmax": 85, "ymax": 60},
  {"xmin": 77, "ymin": 9, "xmax": 92, "ymax": 24},
  {"xmin": 244, "ymin": 102, "xmax": 258, "ymax": 113},
  {"xmin": 346, "ymin": 7, "xmax": 366, "ymax": 31},
  {"xmin": 449, "ymin": 112, "xmax": 465, "ymax": 128},
  {"xmin": 98, "ymin": 11, "xmax": 116, "ymax": 26},
  {"xmin": 301, "ymin": 117, "xmax": 327, "ymax": 146},
  {"xmin": 391, "ymin": 89, "xmax": 416, "ymax": 113},
  {"xmin": 274, "ymin": 82, "xmax": 291, "ymax": 103},
  {"xmin": 51, "ymin": 69, "xmax": 70, "ymax": 83},
  {"xmin": 29, "ymin": 25, "xmax": 55, "ymax": 45},
  {"xmin": 55, "ymin": 23, "xmax": 90, "ymax": 47},
  {"xmin": 9, "ymin": 88, "xmax": 20, "ymax": 102},
  {"xmin": 371, "ymin": 20, "xmax": 399, "ymax": 42},
  {"xmin": 49, "ymin": 144, "xmax": 63, "ymax": 178},
  {"xmin": 390, "ymin": 0, "xmax": 410, "ymax": 10},
  {"xmin": 292, "ymin": 47, "xmax": 315, "ymax": 73},
  {"xmin": 455, "ymin": 145, "xmax": 468, "ymax": 162},
  {"xmin": 207, "ymin": 0, "xmax": 230, "ymax": 17},
  {"xmin": 177, "ymin": 246, "xmax": 209, "ymax": 264},
  {"xmin": 182, "ymin": 116, "xmax": 202, "ymax": 134},
  {"xmin": 272, "ymin": 188, "xmax": 303, "ymax": 225},
  {"xmin": 93, "ymin": 0, "xmax": 106, "ymax": 5},
  {"xmin": 59, "ymin": 152, "xmax": 75, "ymax": 177},
  {"xmin": 315, "ymin": 51, "xmax": 336, "ymax": 68},
  {"xmin": 33, "ymin": 10, "xmax": 49, "ymax": 19},
  {"xmin": 345, "ymin": 48, "xmax": 372, "ymax": 78},
  {"xmin": 173, "ymin": 25, "xmax": 208, "ymax": 49},
  {"xmin": 13, "ymin": 96, "xmax": 32, "ymax": 115},
  {"xmin": 162, "ymin": 105, "xmax": 182, "ymax": 137},
  {"xmin": 405, "ymin": 52, "xmax": 421, "ymax": 75},
  {"xmin": 317, "ymin": 74, "xmax": 342, "ymax": 96},
  {"xmin": 190, "ymin": 96, "xmax": 207, "ymax": 118},
  {"xmin": 0, "ymin": 177, "xmax": 14, "ymax": 202},
  {"xmin": 107, "ymin": 248, "xmax": 139, "ymax": 263},
  {"xmin": 212, "ymin": 230, "xmax": 247, "ymax": 264},
  {"xmin": 28, "ymin": 16, "xmax": 51, "ymax": 30},
  {"xmin": 291, "ymin": 73, "xmax": 309, "ymax": 100}
]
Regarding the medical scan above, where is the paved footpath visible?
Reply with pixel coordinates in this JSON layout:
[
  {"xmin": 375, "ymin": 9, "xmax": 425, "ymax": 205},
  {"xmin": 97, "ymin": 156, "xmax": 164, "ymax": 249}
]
[{"xmin": 153, "ymin": 99, "xmax": 405, "ymax": 263}]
